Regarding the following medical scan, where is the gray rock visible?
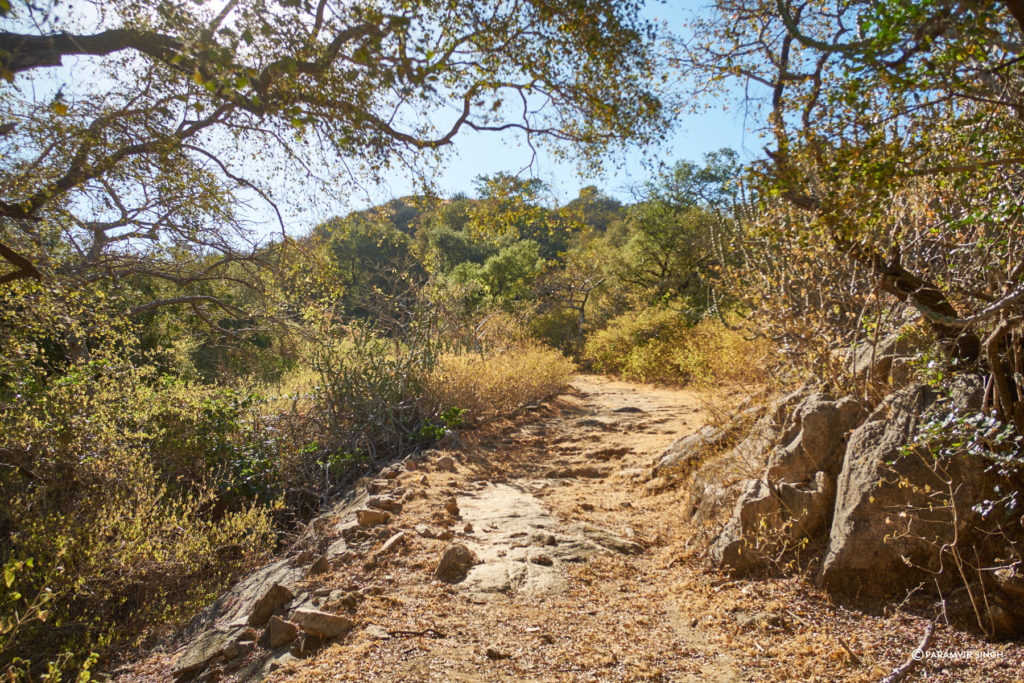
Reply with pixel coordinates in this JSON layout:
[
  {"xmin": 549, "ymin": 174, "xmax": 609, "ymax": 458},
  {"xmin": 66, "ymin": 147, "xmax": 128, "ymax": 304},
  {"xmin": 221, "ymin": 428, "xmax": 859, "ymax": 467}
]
[
  {"xmin": 261, "ymin": 616, "xmax": 299, "ymax": 648},
  {"xmin": 292, "ymin": 609, "xmax": 354, "ymax": 638},
  {"xmin": 248, "ymin": 584, "xmax": 294, "ymax": 627},
  {"xmin": 710, "ymin": 469, "xmax": 835, "ymax": 574},
  {"xmin": 818, "ymin": 379, "xmax": 1000, "ymax": 598},
  {"xmin": 173, "ymin": 626, "xmax": 249, "ymax": 679},
  {"xmin": 571, "ymin": 523, "xmax": 643, "ymax": 555},
  {"xmin": 183, "ymin": 558, "xmax": 304, "ymax": 637},
  {"xmin": 844, "ymin": 332, "xmax": 916, "ymax": 386},
  {"xmin": 766, "ymin": 393, "xmax": 865, "ymax": 484},
  {"xmin": 711, "ymin": 479, "xmax": 781, "ymax": 574},
  {"xmin": 434, "ymin": 543, "xmax": 478, "ymax": 583},
  {"xmin": 776, "ymin": 471, "xmax": 835, "ymax": 540},
  {"xmin": 655, "ymin": 425, "xmax": 727, "ymax": 475}
]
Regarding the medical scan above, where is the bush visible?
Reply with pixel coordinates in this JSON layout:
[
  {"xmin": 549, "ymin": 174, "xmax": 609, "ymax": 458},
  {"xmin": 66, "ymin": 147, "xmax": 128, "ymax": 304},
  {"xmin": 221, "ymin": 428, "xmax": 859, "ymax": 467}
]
[
  {"xmin": 424, "ymin": 343, "xmax": 575, "ymax": 425},
  {"xmin": 0, "ymin": 287, "xmax": 277, "ymax": 676},
  {"xmin": 584, "ymin": 306, "xmax": 770, "ymax": 387}
]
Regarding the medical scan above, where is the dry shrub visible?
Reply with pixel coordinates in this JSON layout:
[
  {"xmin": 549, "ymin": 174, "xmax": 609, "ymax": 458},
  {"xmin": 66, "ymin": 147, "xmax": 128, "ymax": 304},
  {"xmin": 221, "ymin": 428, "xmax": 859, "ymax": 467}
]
[
  {"xmin": 425, "ymin": 343, "xmax": 575, "ymax": 425},
  {"xmin": 584, "ymin": 306, "xmax": 771, "ymax": 388}
]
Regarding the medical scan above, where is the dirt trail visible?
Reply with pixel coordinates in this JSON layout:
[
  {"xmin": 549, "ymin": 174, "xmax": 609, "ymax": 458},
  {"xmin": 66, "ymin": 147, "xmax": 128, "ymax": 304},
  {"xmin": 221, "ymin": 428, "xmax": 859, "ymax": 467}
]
[
  {"xmin": 279, "ymin": 374, "xmax": 746, "ymax": 682},
  {"xmin": 139, "ymin": 375, "xmax": 1022, "ymax": 682}
]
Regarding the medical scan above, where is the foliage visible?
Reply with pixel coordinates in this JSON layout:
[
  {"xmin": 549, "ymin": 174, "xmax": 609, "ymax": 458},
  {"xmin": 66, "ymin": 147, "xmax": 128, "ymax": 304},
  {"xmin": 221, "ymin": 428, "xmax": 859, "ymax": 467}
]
[
  {"xmin": 682, "ymin": 0, "xmax": 1024, "ymax": 415},
  {"xmin": 0, "ymin": 285, "xmax": 276, "ymax": 674},
  {"xmin": 585, "ymin": 306, "xmax": 769, "ymax": 388}
]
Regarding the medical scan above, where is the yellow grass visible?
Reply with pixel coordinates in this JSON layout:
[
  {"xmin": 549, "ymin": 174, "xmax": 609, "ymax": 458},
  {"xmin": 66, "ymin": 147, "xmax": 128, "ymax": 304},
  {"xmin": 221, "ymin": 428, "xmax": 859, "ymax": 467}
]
[{"xmin": 425, "ymin": 343, "xmax": 575, "ymax": 424}]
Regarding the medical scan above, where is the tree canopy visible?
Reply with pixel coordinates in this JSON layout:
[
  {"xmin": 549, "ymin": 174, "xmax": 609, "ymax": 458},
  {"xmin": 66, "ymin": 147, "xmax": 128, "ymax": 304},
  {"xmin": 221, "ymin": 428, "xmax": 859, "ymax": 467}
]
[{"xmin": 0, "ymin": 0, "xmax": 667, "ymax": 320}]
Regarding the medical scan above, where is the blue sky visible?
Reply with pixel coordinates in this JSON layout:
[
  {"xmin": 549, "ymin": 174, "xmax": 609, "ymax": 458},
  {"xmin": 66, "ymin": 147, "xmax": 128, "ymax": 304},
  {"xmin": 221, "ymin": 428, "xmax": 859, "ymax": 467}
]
[
  {"xmin": 358, "ymin": 0, "xmax": 765, "ymax": 214},
  {"xmin": 13, "ymin": 0, "xmax": 764, "ymax": 236}
]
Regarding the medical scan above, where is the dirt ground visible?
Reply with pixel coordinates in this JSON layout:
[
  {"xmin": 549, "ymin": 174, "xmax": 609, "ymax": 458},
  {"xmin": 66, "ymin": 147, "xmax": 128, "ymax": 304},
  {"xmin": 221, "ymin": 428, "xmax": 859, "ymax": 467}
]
[{"xmin": 133, "ymin": 375, "xmax": 1024, "ymax": 682}]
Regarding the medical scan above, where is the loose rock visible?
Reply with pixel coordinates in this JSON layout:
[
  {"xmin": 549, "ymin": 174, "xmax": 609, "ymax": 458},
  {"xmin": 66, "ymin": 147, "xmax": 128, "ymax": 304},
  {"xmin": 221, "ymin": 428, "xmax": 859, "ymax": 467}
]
[
  {"xmin": 356, "ymin": 508, "xmax": 391, "ymax": 528},
  {"xmin": 292, "ymin": 608, "xmax": 354, "ymax": 639},
  {"xmin": 262, "ymin": 616, "xmax": 299, "ymax": 648},
  {"xmin": 434, "ymin": 455, "xmax": 457, "ymax": 472},
  {"xmin": 434, "ymin": 543, "xmax": 477, "ymax": 583}
]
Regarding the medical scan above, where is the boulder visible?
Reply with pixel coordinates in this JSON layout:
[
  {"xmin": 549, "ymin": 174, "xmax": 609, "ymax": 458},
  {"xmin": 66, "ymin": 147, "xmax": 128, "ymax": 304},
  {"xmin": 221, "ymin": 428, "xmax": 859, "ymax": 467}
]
[
  {"xmin": 247, "ymin": 583, "xmax": 294, "ymax": 627},
  {"xmin": 712, "ymin": 472, "xmax": 836, "ymax": 574},
  {"xmin": 291, "ymin": 609, "xmax": 354, "ymax": 639},
  {"xmin": 434, "ymin": 543, "xmax": 478, "ymax": 583},
  {"xmin": 765, "ymin": 393, "xmax": 866, "ymax": 484},
  {"xmin": 711, "ymin": 479, "xmax": 781, "ymax": 574},
  {"xmin": 654, "ymin": 425, "xmax": 727, "ymax": 475},
  {"xmin": 844, "ymin": 332, "xmax": 917, "ymax": 387},
  {"xmin": 817, "ymin": 378, "xmax": 1003, "ymax": 598},
  {"xmin": 684, "ymin": 393, "xmax": 798, "ymax": 528}
]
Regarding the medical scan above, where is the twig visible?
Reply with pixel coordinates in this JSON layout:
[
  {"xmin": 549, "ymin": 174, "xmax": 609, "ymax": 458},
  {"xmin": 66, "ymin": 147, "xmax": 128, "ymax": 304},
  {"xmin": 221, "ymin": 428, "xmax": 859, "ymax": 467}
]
[
  {"xmin": 387, "ymin": 628, "xmax": 446, "ymax": 638},
  {"xmin": 880, "ymin": 620, "xmax": 936, "ymax": 683},
  {"xmin": 838, "ymin": 638, "xmax": 861, "ymax": 667}
]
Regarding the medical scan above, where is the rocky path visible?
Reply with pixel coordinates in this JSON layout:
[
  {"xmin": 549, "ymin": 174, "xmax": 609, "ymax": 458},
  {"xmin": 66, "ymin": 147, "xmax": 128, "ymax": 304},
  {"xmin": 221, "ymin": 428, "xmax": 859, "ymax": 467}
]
[
  {"xmin": 299, "ymin": 374, "xmax": 739, "ymax": 682},
  {"xmin": 127, "ymin": 374, "xmax": 1023, "ymax": 683}
]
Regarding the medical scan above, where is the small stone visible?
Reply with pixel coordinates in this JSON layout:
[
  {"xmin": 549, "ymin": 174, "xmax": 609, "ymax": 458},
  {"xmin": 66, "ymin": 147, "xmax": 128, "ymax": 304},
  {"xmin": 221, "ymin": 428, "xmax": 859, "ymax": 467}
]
[
  {"xmin": 380, "ymin": 466, "xmax": 400, "ymax": 480},
  {"xmin": 434, "ymin": 455, "xmax": 457, "ymax": 472},
  {"xmin": 262, "ymin": 616, "xmax": 299, "ymax": 648},
  {"xmin": 438, "ymin": 529, "xmax": 455, "ymax": 541},
  {"xmin": 415, "ymin": 524, "xmax": 436, "ymax": 538},
  {"xmin": 403, "ymin": 459, "xmax": 419, "ymax": 471},
  {"xmin": 444, "ymin": 497, "xmax": 460, "ymax": 517},
  {"xmin": 485, "ymin": 647, "xmax": 511, "ymax": 660},
  {"xmin": 356, "ymin": 508, "xmax": 391, "ymax": 528},
  {"xmin": 248, "ymin": 584, "xmax": 294, "ymax": 627},
  {"xmin": 419, "ymin": 475, "xmax": 429, "ymax": 486},
  {"xmin": 292, "ymin": 609, "xmax": 354, "ymax": 638},
  {"xmin": 295, "ymin": 549, "xmax": 315, "ymax": 563},
  {"xmin": 463, "ymin": 522, "xmax": 474, "ymax": 533},
  {"xmin": 434, "ymin": 543, "xmax": 477, "ymax": 583}
]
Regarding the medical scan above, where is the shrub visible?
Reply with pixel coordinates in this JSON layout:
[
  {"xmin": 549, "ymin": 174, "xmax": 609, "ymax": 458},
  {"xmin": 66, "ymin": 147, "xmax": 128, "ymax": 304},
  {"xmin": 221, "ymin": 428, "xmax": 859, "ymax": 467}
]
[
  {"xmin": 584, "ymin": 306, "xmax": 770, "ymax": 387},
  {"xmin": 424, "ymin": 343, "xmax": 575, "ymax": 425},
  {"xmin": 0, "ymin": 287, "xmax": 277, "ymax": 676}
]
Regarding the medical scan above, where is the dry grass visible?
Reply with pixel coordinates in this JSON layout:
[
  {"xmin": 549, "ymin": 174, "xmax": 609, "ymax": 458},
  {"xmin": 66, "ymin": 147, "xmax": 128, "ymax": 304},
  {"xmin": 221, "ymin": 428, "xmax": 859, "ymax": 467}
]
[
  {"xmin": 585, "ymin": 307, "xmax": 773, "ymax": 388},
  {"xmin": 424, "ymin": 343, "xmax": 575, "ymax": 425}
]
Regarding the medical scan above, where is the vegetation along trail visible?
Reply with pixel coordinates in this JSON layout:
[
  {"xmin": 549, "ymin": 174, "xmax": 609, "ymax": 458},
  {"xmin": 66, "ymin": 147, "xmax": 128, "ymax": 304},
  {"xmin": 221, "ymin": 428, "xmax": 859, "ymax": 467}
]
[{"xmin": 125, "ymin": 375, "xmax": 1021, "ymax": 682}]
